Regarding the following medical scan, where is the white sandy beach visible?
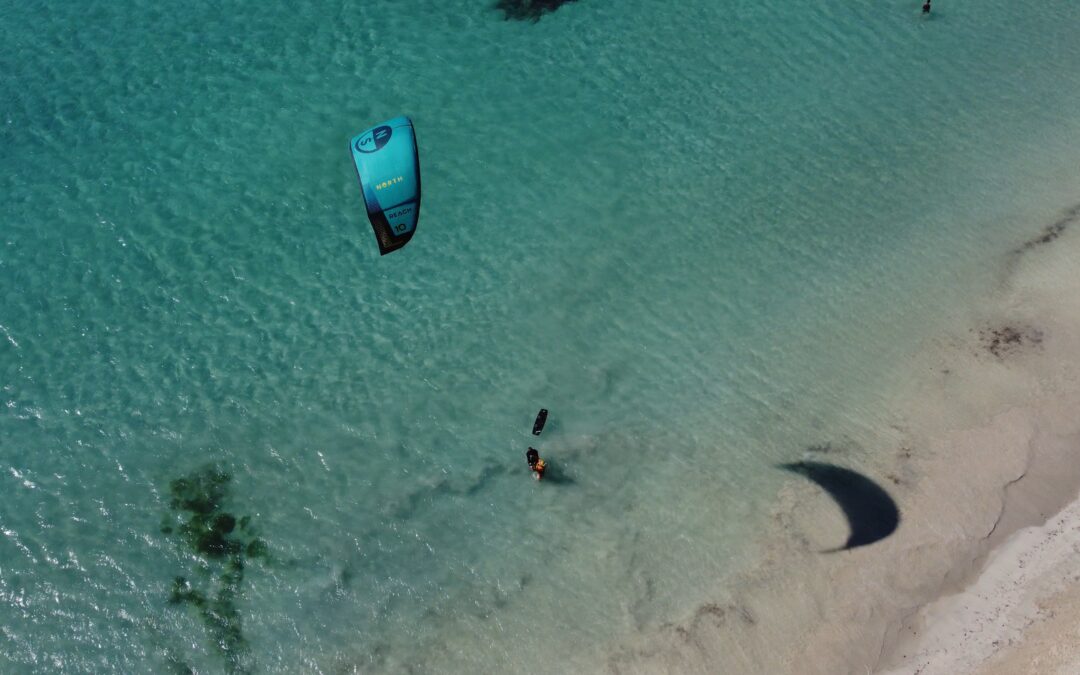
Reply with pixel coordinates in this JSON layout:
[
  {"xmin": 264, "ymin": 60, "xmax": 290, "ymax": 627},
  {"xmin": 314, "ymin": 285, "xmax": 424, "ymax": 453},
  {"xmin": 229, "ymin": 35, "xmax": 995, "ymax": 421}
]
[
  {"xmin": 881, "ymin": 492, "xmax": 1080, "ymax": 674},
  {"xmin": 878, "ymin": 211, "xmax": 1080, "ymax": 674},
  {"xmin": 606, "ymin": 202, "xmax": 1080, "ymax": 674}
]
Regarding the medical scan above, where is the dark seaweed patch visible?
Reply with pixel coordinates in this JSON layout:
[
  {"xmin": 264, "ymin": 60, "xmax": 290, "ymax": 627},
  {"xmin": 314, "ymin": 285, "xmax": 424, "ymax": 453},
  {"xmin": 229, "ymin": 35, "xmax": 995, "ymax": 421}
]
[
  {"xmin": 695, "ymin": 602, "xmax": 728, "ymax": 622},
  {"xmin": 1015, "ymin": 203, "xmax": 1080, "ymax": 253},
  {"xmin": 496, "ymin": 0, "xmax": 578, "ymax": 21},
  {"xmin": 384, "ymin": 461, "xmax": 520, "ymax": 520},
  {"xmin": 245, "ymin": 539, "xmax": 268, "ymax": 558},
  {"xmin": 161, "ymin": 643, "xmax": 197, "ymax": 675},
  {"xmin": 163, "ymin": 466, "xmax": 268, "ymax": 673},
  {"xmin": 979, "ymin": 325, "xmax": 1043, "ymax": 359}
]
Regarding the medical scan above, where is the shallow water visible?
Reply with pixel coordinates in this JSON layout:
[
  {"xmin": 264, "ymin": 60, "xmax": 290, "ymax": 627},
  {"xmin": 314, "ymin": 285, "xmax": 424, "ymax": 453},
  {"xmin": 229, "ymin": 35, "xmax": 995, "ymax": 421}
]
[{"xmin": 4, "ymin": 0, "xmax": 1080, "ymax": 671}]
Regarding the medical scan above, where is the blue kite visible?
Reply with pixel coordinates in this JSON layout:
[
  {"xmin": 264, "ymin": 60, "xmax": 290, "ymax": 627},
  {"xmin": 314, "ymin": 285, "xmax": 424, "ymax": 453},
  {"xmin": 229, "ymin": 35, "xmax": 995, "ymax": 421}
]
[{"xmin": 349, "ymin": 116, "xmax": 421, "ymax": 255}]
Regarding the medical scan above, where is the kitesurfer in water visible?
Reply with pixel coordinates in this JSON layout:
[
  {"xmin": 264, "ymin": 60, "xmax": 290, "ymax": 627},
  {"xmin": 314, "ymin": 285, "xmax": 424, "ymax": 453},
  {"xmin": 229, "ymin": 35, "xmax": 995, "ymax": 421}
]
[{"xmin": 526, "ymin": 448, "xmax": 547, "ymax": 481}]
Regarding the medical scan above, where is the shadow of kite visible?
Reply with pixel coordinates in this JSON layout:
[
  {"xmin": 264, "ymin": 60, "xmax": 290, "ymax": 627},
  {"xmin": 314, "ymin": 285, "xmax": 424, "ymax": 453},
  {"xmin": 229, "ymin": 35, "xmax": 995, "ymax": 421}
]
[{"xmin": 779, "ymin": 461, "xmax": 900, "ymax": 552}]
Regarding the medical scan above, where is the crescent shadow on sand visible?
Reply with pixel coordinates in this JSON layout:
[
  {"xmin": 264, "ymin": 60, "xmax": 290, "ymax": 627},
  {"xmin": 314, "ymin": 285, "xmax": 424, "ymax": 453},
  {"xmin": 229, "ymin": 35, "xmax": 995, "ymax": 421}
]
[{"xmin": 779, "ymin": 461, "xmax": 900, "ymax": 552}]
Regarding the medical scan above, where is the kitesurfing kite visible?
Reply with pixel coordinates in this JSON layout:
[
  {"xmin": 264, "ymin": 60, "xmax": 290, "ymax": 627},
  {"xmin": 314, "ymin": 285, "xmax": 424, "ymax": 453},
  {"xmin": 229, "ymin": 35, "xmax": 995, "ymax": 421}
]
[{"xmin": 349, "ymin": 116, "xmax": 421, "ymax": 255}]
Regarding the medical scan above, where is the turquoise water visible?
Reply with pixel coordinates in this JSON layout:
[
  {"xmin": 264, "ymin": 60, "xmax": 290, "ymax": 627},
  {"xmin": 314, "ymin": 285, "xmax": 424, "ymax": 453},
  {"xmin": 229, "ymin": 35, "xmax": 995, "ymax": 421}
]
[{"xmin": 4, "ymin": 0, "xmax": 1080, "ymax": 671}]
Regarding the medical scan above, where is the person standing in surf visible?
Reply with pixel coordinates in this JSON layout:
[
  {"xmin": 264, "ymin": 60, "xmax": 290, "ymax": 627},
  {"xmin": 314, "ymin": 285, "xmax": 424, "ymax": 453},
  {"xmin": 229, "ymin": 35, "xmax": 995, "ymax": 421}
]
[{"xmin": 526, "ymin": 448, "xmax": 547, "ymax": 481}]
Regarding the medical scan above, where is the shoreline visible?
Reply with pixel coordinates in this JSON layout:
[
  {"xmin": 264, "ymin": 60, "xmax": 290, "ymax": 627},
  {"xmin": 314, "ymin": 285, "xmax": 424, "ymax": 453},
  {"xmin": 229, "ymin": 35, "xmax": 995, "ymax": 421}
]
[
  {"xmin": 605, "ymin": 200, "xmax": 1080, "ymax": 674},
  {"xmin": 880, "ymin": 488, "xmax": 1080, "ymax": 674},
  {"xmin": 875, "ymin": 203, "xmax": 1080, "ymax": 674},
  {"xmin": 877, "ymin": 208, "xmax": 1080, "ymax": 673}
]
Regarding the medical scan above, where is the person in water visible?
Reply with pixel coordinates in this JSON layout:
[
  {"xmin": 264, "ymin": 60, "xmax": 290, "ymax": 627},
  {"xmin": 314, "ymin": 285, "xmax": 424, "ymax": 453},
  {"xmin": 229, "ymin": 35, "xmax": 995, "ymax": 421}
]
[
  {"xmin": 922, "ymin": 0, "xmax": 930, "ymax": 13},
  {"xmin": 526, "ymin": 447, "xmax": 547, "ymax": 480}
]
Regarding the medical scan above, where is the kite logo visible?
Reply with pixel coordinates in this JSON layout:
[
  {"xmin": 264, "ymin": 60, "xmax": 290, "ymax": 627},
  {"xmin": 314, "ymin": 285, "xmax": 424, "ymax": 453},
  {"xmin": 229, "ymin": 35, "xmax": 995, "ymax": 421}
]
[
  {"xmin": 386, "ymin": 205, "xmax": 413, "ymax": 220},
  {"xmin": 375, "ymin": 176, "xmax": 404, "ymax": 191},
  {"xmin": 355, "ymin": 125, "xmax": 393, "ymax": 153}
]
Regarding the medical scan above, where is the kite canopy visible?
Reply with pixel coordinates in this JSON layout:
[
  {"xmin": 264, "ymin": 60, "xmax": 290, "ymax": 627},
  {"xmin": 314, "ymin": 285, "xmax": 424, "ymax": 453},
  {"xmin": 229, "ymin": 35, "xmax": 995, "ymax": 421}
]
[{"xmin": 349, "ymin": 116, "xmax": 421, "ymax": 255}]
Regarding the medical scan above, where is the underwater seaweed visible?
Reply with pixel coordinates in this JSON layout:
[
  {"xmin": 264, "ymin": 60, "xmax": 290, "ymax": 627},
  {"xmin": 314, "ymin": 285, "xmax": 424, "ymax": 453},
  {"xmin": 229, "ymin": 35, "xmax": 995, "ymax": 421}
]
[
  {"xmin": 495, "ymin": 0, "xmax": 578, "ymax": 21},
  {"xmin": 162, "ymin": 466, "xmax": 268, "ymax": 673}
]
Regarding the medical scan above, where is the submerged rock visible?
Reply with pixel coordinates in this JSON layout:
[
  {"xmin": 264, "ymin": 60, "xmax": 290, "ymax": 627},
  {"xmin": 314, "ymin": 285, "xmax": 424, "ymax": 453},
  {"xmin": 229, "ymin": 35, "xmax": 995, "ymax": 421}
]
[{"xmin": 495, "ymin": 0, "xmax": 578, "ymax": 21}]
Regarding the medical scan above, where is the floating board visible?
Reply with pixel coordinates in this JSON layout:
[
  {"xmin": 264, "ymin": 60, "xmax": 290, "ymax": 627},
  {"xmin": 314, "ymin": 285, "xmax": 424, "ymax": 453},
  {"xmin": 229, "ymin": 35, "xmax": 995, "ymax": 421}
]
[{"xmin": 532, "ymin": 409, "xmax": 548, "ymax": 436}]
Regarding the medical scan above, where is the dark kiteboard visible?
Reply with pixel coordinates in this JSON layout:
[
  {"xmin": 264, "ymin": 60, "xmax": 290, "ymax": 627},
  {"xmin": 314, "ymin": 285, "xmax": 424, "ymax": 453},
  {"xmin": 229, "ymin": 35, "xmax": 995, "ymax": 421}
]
[{"xmin": 532, "ymin": 409, "xmax": 548, "ymax": 436}]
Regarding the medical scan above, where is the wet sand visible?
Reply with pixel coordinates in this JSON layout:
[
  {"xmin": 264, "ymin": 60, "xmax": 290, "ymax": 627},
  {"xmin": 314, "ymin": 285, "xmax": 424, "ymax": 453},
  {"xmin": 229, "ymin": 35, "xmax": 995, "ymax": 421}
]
[
  {"xmin": 606, "ymin": 203, "xmax": 1080, "ymax": 674},
  {"xmin": 881, "ymin": 494, "xmax": 1080, "ymax": 674},
  {"xmin": 877, "ymin": 206, "xmax": 1080, "ymax": 675}
]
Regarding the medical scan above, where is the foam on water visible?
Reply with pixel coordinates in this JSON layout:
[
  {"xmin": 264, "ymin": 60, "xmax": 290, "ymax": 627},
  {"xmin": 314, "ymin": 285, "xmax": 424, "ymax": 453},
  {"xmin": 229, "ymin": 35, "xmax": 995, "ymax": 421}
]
[{"xmin": 3, "ymin": 0, "xmax": 1080, "ymax": 671}]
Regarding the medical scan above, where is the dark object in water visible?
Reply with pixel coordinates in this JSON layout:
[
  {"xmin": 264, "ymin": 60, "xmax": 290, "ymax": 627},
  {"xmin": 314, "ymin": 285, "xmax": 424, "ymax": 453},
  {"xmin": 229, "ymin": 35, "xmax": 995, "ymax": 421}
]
[
  {"xmin": 922, "ymin": 0, "xmax": 931, "ymax": 13},
  {"xmin": 525, "ymin": 447, "xmax": 547, "ymax": 480},
  {"xmin": 496, "ymin": 0, "xmax": 577, "ymax": 21},
  {"xmin": 162, "ymin": 465, "xmax": 270, "ymax": 671},
  {"xmin": 1014, "ymin": 204, "xmax": 1080, "ymax": 253},
  {"xmin": 532, "ymin": 409, "xmax": 548, "ymax": 436},
  {"xmin": 779, "ymin": 461, "xmax": 900, "ymax": 551},
  {"xmin": 980, "ymin": 325, "xmax": 1043, "ymax": 359}
]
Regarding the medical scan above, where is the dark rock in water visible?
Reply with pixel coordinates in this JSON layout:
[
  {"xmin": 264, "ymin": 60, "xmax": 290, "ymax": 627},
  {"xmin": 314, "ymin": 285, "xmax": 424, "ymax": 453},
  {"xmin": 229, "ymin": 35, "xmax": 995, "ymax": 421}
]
[{"xmin": 496, "ymin": 0, "xmax": 578, "ymax": 21}]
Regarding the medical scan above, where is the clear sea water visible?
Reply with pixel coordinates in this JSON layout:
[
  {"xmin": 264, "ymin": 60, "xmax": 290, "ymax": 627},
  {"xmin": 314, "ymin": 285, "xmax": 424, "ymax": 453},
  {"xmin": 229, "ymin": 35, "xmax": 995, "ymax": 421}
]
[{"xmin": 3, "ymin": 0, "xmax": 1080, "ymax": 672}]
